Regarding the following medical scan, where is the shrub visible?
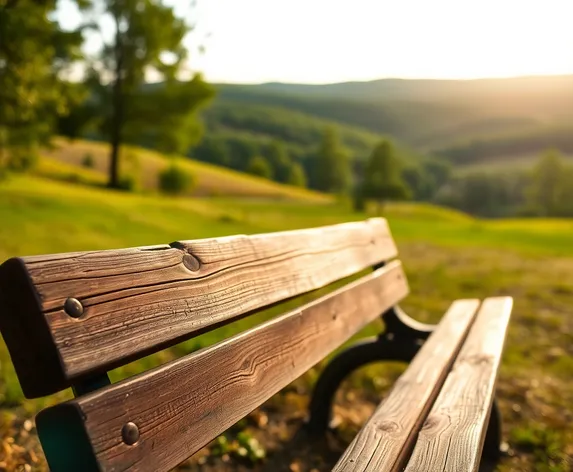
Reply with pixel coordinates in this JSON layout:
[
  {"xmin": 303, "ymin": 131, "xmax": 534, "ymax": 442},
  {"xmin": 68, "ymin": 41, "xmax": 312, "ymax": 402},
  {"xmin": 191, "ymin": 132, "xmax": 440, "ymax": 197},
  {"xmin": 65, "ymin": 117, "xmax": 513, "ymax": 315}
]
[
  {"xmin": 66, "ymin": 173, "xmax": 81, "ymax": 184},
  {"xmin": 159, "ymin": 163, "xmax": 193, "ymax": 195},
  {"xmin": 82, "ymin": 152, "xmax": 95, "ymax": 168},
  {"xmin": 246, "ymin": 156, "xmax": 272, "ymax": 179},
  {"xmin": 286, "ymin": 162, "xmax": 307, "ymax": 187},
  {"xmin": 116, "ymin": 173, "xmax": 139, "ymax": 192},
  {"xmin": 6, "ymin": 148, "xmax": 38, "ymax": 172}
]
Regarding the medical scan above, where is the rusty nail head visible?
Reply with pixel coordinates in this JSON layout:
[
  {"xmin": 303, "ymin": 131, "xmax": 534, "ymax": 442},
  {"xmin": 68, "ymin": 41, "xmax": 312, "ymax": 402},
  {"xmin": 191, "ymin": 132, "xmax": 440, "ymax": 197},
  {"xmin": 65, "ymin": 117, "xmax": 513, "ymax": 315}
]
[
  {"xmin": 64, "ymin": 298, "xmax": 84, "ymax": 318},
  {"xmin": 122, "ymin": 422, "xmax": 140, "ymax": 445}
]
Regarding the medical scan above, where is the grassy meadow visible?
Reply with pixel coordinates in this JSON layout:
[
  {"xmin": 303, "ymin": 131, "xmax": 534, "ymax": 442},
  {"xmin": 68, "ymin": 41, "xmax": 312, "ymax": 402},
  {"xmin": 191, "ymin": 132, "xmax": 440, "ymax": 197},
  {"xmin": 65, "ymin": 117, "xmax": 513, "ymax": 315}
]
[{"xmin": 0, "ymin": 169, "xmax": 572, "ymax": 471}]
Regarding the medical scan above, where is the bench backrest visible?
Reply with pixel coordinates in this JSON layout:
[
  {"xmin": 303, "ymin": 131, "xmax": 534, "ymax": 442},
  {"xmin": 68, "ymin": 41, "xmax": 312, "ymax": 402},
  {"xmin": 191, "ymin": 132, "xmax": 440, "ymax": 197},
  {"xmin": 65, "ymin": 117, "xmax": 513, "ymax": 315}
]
[{"xmin": 0, "ymin": 218, "xmax": 409, "ymax": 472}]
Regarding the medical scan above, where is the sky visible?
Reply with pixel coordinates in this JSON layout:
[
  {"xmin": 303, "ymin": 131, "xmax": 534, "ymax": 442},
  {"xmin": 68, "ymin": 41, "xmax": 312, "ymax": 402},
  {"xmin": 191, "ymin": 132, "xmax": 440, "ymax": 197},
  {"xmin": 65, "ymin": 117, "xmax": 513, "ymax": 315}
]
[{"xmin": 56, "ymin": 0, "xmax": 573, "ymax": 84}]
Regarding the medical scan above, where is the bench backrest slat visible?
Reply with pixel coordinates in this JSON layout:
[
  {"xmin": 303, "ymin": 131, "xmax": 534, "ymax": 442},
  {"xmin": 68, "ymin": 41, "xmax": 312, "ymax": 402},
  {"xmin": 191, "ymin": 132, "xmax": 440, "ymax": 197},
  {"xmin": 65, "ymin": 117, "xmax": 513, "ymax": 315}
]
[
  {"xmin": 36, "ymin": 261, "xmax": 409, "ymax": 472},
  {"xmin": 0, "ymin": 218, "xmax": 397, "ymax": 398}
]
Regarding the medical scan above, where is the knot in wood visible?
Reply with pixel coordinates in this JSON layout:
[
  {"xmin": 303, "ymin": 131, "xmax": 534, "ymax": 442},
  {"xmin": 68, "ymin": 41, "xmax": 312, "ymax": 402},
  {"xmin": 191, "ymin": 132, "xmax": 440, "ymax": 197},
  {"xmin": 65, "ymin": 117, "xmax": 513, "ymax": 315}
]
[
  {"xmin": 421, "ymin": 414, "xmax": 442, "ymax": 431},
  {"xmin": 183, "ymin": 253, "xmax": 201, "ymax": 272},
  {"xmin": 464, "ymin": 353, "xmax": 493, "ymax": 366},
  {"xmin": 375, "ymin": 420, "xmax": 399, "ymax": 434}
]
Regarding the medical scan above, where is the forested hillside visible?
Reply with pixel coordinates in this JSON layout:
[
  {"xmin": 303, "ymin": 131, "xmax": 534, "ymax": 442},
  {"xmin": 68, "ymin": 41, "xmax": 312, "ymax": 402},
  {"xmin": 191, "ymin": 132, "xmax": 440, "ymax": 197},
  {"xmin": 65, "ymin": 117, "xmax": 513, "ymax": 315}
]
[
  {"xmin": 51, "ymin": 74, "xmax": 573, "ymax": 218},
  {"xmin": 213, "ymin": 75, "xmax": 573, "ymax": 150}
]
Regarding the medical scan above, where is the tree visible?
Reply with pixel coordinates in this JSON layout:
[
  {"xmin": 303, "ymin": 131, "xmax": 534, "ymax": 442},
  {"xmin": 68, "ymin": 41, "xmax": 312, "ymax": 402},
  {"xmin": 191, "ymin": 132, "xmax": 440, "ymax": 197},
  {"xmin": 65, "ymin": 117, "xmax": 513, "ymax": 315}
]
[
  {"xmin": 85, "ymin": 0, "xmax": 214, "ymax": 188},
  {"xmin": 266, "ymin": 141, "xmax": 291, "ymax": 183},
  {"xmin": 192, "ymin": 136, "xmax": 229, "ymax": 167},
  {"xmin": 57, "ymin": 83, "xmax": 100, "ymax": 141},
  {"xmin": 422, "ymin": 159, "xmax": 452, "ymax": 190},
  {"xmin": 449, "ymin": 173, "xmax": 507, "ymax": 216},
  {"xmin": 286, "ymin": 162, "xmax": 307, "ymax": 187},
  {"xmin": 527, "ymin": 149, "xmax": 568, "ymax": 216},
  {"xmin": 246, "ymin": 156, "xmax": 272, "ymax": 179},
  {"xmin": 352, "ymin": 183, "xmax": 366, "ymax": 212},
  {"xmin": 401, "ymin": 159, "xmax": 452, "ymax": 202},
  {"xmin": 0, "ymin": 0, "xmax": 84, "ymax": 173},
  {"xmin": 361, "ymin": 140, "xmax": 410, "ymax": 214},
  {"xmin": 435, "ymin": 171, "xmax": 528, "ymax": 217},
  {"xmin": 311, "ymin": 127, "xmax": 350, "ymax": 193},
  {"xmin": 226, "ymin": 137, "xmax": 258, "ymax": 171},
  {"xmin": 402, "ymin": 164, "xmax": 433, "ymax": 201}
]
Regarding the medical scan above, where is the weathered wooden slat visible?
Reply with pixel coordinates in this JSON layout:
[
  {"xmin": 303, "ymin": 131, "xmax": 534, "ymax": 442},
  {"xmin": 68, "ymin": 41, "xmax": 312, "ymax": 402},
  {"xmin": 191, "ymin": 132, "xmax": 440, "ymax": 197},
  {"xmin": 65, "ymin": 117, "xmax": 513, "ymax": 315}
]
[
  {"xmin": 333, "ymin": 298, "xmax": 481, "ymax": 472},
  {"xmin": 36, "ymin": 261, "xmax": 408, "ymax": 472},
  {"xmin": 404, "ymin": 297, "xmax": 513, "ymax": 472},
  {"xmin": 0, "ymin": 218, "xmax": 396, "ymax": 398}
]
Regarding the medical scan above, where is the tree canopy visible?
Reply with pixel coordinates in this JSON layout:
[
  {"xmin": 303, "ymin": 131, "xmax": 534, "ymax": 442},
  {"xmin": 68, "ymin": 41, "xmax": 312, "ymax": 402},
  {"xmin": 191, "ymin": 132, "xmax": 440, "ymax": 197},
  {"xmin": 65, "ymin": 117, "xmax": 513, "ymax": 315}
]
[
  {"xmin": 360, "ymin": 140, "xmax": 410, "ymax": 213},
  {"xmin": 82, "ymin": 0, "xmax": 214, "ymax": 187},
  {"xmin": 0, "ymin": 0, "xmax": 84, "ymax": 173},
  {"xmin": 311, "ymin": 127, "xmax": 351, "ymax": 193}
]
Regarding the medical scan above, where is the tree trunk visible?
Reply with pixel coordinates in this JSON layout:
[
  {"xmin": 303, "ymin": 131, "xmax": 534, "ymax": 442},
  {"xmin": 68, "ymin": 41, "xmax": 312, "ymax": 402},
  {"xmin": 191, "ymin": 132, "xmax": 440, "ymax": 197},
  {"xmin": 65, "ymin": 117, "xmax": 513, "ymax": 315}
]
[
  {"xmin": 377, "ymin": 200, "xmax": 385, "ymax": 215},
  {"xmin": 108, "ymin": 11, "xmax": 124, "ymax": 189}
]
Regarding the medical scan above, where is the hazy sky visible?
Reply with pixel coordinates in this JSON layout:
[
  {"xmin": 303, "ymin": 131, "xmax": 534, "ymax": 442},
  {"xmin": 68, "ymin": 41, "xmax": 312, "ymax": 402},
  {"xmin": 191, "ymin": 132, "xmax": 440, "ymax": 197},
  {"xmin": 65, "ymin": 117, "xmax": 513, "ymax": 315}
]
[{"xmin": 57, "ymin": 0, "xmax": 573, "ymax": 84}]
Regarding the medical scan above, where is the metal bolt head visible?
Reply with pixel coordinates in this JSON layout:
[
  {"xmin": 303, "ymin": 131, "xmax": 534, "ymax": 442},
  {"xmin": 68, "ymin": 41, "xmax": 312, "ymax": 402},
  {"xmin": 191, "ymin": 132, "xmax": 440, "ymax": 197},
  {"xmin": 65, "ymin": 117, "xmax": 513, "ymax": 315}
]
[
  {"xmin": 183, "ymin": 253, "xmax": 200, "ymax": 271},
  {"xmin": 64, "ymin": 298, "xmax": 84, "ymax": 318},
  {"xmin": 122, "ymin": 422, "xmax": 140, "ymax": 445}
]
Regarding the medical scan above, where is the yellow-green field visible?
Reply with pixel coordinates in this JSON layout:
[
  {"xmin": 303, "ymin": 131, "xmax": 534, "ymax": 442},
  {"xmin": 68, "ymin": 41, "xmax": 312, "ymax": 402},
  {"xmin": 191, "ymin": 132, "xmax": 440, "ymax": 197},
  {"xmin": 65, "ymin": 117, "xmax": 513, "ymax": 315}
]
[
  {"xmin": 0, "ymin": 174, "xmax": 571, "ymax": 471},
  {"xmin": 40, "ymin": 138, "xmax": 330, "ymax": 201}
]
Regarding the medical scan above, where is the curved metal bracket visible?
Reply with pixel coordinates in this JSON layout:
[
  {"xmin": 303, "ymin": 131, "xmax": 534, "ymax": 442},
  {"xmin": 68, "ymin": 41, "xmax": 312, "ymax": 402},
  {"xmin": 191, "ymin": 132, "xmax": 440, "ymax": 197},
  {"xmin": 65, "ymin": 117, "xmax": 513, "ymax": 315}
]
[
  {"xmin": 306, "ymin": 337, "xmax": 419, "ymax": 433},
  {"xmin": 306, "ymin": 306, "xmax": 434, "ymax": 435},
  {"xmin": 382, "ymin": 306, "xmax": 434, "ymax": 341},
  {"xmin": 306, "ymin": 303, "xmax": 505, "ymax": 470}
]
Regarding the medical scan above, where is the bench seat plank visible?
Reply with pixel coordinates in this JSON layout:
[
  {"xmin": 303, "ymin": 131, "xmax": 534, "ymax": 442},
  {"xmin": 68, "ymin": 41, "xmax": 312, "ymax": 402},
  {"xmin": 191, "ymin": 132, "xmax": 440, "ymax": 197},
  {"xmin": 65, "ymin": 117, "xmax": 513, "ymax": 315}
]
[
  {"xmin": 0, "ymin": 218, "xmax": 397, "ymax": 397},
  {"xmin": 37, "ymin": 261, "xmax": 408, "ymax": 472},
  {"xmin": 404, "ymin": 297, "xmax": 513, "ymax": 472},
  {"xmin": 333, "ymin": 298, "xmax": 481, "ymax": 472}
]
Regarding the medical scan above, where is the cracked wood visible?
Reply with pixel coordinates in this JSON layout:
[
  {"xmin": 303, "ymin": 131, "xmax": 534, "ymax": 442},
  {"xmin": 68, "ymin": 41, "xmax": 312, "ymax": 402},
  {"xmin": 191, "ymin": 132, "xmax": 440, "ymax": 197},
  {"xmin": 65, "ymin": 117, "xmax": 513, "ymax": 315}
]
[
  {"xmin": 0, "ymin": 218, "xmax": 397, "ymax": 397},
  {"xmin": 36, "ymin": 261, "xmax": 408, "ymax": 472},
  {"xmin": 404, "ymin": 297, "xmax": 513, "ymax": 472}
]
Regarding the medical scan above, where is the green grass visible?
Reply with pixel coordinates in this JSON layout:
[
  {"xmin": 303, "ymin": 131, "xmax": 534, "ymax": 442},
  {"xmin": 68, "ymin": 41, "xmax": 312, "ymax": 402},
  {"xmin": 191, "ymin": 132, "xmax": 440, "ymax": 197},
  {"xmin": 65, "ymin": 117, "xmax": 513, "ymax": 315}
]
[{"xmin": 0, "ymin": 175, "xmax": 571, "ymax": 471}]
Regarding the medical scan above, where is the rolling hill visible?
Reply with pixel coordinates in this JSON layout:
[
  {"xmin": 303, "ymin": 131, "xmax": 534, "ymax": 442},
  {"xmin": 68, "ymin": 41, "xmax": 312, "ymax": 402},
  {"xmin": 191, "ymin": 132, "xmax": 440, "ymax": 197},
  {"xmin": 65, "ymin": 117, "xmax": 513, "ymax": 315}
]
[
  {"xmin": 40, "ymin": 138, "xmax": 331, "ymax": 202},
  {"xmin": 127, "ymin": 75, "xmax": 573, "ymax": 175},
  {"xmin": 208, "ymin": 75, "xmax": 573, "ymax": 162}
]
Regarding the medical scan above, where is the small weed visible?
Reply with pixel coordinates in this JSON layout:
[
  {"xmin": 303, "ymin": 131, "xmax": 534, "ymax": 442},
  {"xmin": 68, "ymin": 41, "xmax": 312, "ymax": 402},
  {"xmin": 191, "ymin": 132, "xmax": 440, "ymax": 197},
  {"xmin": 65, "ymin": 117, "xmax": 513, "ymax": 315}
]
[
  {"xmin": 82, "ymin": 153, "xmax": 94, "ymax": 168},
  {"xmin": 209, "ymin": 432, "xmax": 265, "ymax": 465},
  {"xmin": 219, "ymin": 213, "xmax": 240, "ymax": 223}
]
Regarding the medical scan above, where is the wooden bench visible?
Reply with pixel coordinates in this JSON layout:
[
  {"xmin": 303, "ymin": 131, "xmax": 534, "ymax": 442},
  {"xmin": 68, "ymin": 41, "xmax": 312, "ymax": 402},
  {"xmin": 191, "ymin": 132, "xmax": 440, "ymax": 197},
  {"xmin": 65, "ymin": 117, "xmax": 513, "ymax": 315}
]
[{"xmin": 0, "ymin": 218, "xmax": 513, "ymax": 471}]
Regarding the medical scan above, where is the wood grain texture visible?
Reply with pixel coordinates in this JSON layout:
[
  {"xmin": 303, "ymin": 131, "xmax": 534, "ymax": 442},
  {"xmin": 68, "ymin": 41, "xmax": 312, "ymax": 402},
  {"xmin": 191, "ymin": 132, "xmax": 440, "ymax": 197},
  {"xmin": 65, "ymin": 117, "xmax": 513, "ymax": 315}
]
[
  {"xmin": 0, "ymin": 218, "xmax": 396, "ymax": 396},
  {"xmin": 36, "ymin": 261, "xmax": 408, "ymax": 472},
  {"xmin": 333, "ymin": 299, "xmax": 481, "ymax": 472},
  {"xmin": 404, "ymin": 297, "xmax": 513, "ymax": 472}
]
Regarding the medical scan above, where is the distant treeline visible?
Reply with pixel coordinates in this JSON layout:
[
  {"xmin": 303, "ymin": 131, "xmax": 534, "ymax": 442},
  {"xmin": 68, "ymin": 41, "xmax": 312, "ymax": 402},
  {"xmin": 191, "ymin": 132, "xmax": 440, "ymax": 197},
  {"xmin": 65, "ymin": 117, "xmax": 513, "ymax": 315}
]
[
  {"xmin": 203, "ymin": 100, "xmax": 378, "ymax": 155},
  {"xmin": 438, "ymin": 150, "xmax": 573, "ymax": 217},
  {"xmin": 436, "ymin": 126, "xmax": 573, "ymax": 164},
  {"xmin": 190, "ymin": 123, "xmax": 451, "ymax": 201},
  {"xmin": 353, "ymin": 145, "xmax": 573, "ymax": 218}
]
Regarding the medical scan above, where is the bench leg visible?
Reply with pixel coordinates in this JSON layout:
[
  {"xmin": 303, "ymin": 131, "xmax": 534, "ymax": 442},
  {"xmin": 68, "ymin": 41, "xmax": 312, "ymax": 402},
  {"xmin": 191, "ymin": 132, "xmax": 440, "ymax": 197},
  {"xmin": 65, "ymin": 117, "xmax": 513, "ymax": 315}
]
[
  {"xmin": 305, "ymin": 306, "xmax": 434, "ymax": 435},
  {"xmin": 483, "ymin": 397, "xmax": 504, "ymax": 461}
]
